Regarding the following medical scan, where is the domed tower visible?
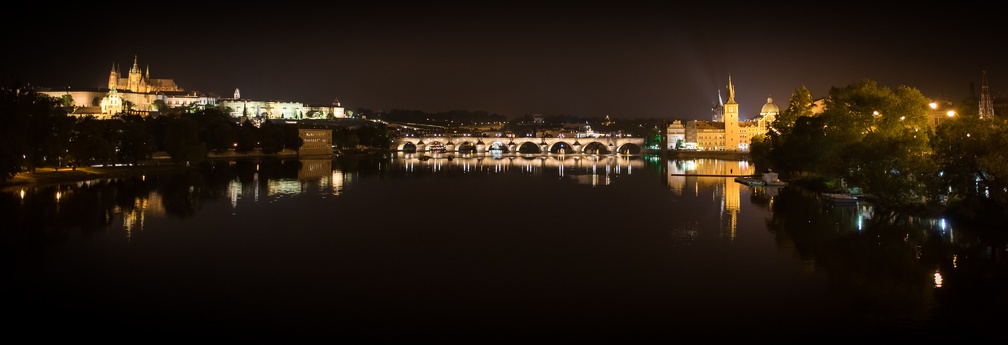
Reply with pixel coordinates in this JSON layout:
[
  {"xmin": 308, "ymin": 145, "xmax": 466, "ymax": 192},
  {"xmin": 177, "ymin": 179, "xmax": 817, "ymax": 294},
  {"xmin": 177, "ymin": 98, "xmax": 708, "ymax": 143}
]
[{"xmin": 759, "ymin": 96, "xmax": 780, "ymax": 134}]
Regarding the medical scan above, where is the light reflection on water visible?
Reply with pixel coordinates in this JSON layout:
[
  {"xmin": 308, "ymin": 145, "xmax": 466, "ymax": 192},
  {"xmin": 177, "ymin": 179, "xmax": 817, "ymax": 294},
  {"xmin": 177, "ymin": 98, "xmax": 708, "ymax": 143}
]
[{"xmin": 2, "ymin": 155, "xmax": 1002, "ymax": 341}]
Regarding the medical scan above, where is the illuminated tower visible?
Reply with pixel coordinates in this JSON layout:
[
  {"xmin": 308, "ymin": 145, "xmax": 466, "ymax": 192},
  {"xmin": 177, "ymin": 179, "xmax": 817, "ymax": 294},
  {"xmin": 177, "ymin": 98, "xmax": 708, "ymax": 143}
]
[
  {"xmin": 712, "ymin": 90, "xmax": 724, "ymax": 122},
  {"xmin": 108, "ymin": 64, "xmax": 119, "ymax": 90},
  {"xmin": 979, "ymin": 70, "xmax": 994, "ymax": 120},
  {"xmin": 127, "ymin": 55, "xmax": 142, "ymax": 92},
  {"xmin": 723, "ymin": 75, "xmax": 740, "ymax": 151}
]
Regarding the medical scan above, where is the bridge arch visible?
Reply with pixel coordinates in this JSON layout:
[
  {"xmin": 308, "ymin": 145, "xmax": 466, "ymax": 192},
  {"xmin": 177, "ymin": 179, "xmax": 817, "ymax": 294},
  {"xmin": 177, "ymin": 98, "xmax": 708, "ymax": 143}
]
[
  {"xmin": 583, "ymin": 142, "xmax": 609, "ymax": 154},
  {"xmin": 549, "ymin": 141, "xmax": 574, "ymax": 154},
  {"xmin": 616, "ymin": 143, "xmax": 642, "ymax": 154},
  {"xmin": 391, "ymin": 135, "xmax": 645, "ymax": 155},
  {"xmin": 517, "ymin": 142, "xmax": 541, "ymax": 153}
]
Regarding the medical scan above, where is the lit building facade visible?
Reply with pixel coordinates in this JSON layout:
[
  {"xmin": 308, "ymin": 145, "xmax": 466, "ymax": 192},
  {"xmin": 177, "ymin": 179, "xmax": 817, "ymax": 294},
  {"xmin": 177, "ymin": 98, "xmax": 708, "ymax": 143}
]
[
  {"xmin": 669, "ymin": 76, "xmax": 779, "ymax": 152},
  {"xmin": 108, "ymin": 55, "xmax": 181, "ymax": 93}
]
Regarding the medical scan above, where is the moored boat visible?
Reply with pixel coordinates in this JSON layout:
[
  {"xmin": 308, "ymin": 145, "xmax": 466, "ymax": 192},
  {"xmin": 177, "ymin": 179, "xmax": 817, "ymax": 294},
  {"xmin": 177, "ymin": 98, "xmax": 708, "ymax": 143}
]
[
  {"xmin": 734, "ymin": 176, "xmax": 765, "ymax": 186},
  {"xmin": 822, "ymin": 193, "xmax": 858, "ymax": 204}
]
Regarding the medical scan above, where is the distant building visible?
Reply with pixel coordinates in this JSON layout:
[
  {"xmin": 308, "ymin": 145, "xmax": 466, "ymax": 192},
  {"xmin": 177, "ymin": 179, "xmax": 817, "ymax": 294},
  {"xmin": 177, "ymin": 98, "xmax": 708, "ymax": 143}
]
[
  {"xmin": 927, "ymin": 99, "xmax": 957, "ymax": 131},
  {"xmin": 218, "ymin": 89, "xmax": 344, "ymax": 121},
  {"xmin": 298, "ymin": 128, "xmax": 333, "ymax": 156}
]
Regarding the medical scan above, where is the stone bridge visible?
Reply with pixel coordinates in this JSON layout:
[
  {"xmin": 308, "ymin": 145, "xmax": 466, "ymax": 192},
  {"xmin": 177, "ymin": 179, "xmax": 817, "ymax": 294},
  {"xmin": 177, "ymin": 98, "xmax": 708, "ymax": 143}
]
[{"xmin": 390, "ymin": 135, "xmax": 645, "ymax": 155}]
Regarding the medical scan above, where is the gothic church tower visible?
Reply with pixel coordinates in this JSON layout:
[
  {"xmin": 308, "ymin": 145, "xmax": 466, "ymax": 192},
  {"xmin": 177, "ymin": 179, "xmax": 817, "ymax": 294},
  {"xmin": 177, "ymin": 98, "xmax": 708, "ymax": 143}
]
[
  {"xmin": 108, "ymin": 64, "xmax": 119, "ymax": 90},
  {"xmin": 127, "ymin": 55, "xmax": 144, "ymax": 92},
  {"xmin": 723, "ymin": 75, "xmax": 740, "ymax": 151}
]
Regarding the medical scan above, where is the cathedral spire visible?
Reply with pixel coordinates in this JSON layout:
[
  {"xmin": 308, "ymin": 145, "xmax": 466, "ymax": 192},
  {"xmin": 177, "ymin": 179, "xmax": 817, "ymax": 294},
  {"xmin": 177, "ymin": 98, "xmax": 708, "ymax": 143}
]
[{"xmin": 979, "ymin": 70, "xmax": 994, "ymax": 120}]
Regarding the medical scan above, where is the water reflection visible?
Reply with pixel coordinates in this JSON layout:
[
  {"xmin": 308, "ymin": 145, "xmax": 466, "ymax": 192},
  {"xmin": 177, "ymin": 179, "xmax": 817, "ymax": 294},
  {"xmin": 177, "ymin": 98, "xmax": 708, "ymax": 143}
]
[
  {"xmin": 2, "ymin": 155, "xmax": 1004, "ymax": 339},
  {"xmin": 392, "ymin": 152, "xmax": 641, "ymax": 187}
]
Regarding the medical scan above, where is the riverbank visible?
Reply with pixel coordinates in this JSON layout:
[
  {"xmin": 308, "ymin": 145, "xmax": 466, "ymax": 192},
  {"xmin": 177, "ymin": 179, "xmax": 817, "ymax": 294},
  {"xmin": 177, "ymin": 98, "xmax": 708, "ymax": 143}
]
[{"xmin": 1, "ymin": 165, "xmax": 194, "ymax": 191}]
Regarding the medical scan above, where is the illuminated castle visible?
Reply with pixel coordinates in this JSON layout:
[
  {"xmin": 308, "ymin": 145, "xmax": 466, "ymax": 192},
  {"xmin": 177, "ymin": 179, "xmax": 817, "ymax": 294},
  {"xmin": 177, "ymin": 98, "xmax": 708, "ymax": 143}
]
[{"xmin": 108, "ymin": 55, "xmax": 181, "ymax": 93}]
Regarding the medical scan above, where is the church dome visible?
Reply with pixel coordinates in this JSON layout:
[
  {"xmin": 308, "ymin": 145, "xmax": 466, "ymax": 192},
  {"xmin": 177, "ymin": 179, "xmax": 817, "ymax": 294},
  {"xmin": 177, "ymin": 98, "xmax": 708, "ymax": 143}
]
[{"xmin": 760, "ymin": 96, "xmax": 780, "ymax": 116}]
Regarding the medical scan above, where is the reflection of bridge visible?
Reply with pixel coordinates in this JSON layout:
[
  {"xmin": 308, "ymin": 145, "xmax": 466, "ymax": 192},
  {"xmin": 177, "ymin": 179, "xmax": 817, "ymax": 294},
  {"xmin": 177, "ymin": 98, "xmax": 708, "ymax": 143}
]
[
  {"xmin": 390, "ymin": 135, "xmax": 645, "ymax": 155},
  {"xmin": 391, "ymin": 152, "xmax": 643, "ymax": 186}
]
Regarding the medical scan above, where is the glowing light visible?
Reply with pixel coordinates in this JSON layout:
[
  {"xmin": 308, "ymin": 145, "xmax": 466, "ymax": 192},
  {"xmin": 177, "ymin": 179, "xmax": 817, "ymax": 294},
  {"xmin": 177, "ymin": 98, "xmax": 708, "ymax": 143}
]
[{"xmin": 934, "ymin": 271, "xmax": 943, "ymax": 288}]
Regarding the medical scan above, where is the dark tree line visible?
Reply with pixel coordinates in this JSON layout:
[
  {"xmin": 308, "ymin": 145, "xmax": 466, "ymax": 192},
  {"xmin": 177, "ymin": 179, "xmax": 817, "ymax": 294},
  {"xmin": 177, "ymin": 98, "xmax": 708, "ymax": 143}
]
[{"xmin": 751, "ymin": 79, "xmax": 1007, "ymax": 224}]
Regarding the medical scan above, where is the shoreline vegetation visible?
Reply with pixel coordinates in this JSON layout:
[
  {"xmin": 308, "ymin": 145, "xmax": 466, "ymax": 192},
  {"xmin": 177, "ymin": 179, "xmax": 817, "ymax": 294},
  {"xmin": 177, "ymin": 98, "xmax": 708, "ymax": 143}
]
[
  {"xmin": 1, "ymin": 165, "xmax": 195, "ymax": 191},
  {"xmin": 0, "ymin": 148, "xmax": 392, "ymax": 191}
]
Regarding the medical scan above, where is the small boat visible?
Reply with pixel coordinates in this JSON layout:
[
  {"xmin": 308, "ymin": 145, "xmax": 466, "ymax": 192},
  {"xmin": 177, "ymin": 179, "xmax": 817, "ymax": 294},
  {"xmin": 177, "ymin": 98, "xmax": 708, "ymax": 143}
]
[
  {"xmin": 734, "ymin": 176, "xmax": 765, "ymax": 186},
  {"xmin": 822, "ymin": 193, "xmax": 858, "ymax": 204}
]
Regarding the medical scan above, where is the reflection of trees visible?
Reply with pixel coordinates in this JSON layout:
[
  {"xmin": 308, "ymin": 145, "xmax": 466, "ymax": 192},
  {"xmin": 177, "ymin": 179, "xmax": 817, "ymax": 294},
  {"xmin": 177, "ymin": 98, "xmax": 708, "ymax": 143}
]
[
  {"xmin": 159, "ymin": 170, "xmax": 207, "ymax": 218},
  {"xmin": 765, "ymin": 186, "xmax": 1006, "ymax": 330},
  {"xmin": 2, "ymin": 158, "xmax": 363, "ymax": 251},
  {"xmin": 0, "ymin": 179, "xmax": 160, "ymax": 250}
]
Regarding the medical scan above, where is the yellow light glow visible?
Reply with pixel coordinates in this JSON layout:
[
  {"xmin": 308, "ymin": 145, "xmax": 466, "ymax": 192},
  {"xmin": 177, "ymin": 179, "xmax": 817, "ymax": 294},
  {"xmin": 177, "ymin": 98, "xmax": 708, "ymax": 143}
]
[
  {"xmin": 947, "ymin": 111, "xmax": 955, "ymax": 117},
  {"xmin": 934, "ymin": 271, "xmax": 943, "ymax": 288}
]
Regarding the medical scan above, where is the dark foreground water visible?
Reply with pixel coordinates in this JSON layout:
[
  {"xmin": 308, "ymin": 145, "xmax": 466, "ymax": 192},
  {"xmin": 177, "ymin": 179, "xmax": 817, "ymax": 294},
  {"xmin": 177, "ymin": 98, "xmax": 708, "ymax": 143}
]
[{"xmin": 3, "ymin": 154, "xmax": 1005, "ymax": 341}]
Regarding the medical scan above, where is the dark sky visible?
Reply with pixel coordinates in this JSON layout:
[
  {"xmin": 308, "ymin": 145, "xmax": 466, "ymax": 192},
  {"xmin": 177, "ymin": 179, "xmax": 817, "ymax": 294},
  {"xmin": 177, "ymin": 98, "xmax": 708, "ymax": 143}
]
[{"xmin": 3, "ymin": 3, "xmax": 1004, "ymax": 121}]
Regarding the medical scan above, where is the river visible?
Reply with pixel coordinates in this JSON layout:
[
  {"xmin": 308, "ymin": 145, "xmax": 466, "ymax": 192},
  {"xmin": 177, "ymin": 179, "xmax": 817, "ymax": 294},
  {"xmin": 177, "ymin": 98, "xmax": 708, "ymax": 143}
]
[{"xmin": 2, "ymin": 153, "xmax": 1004, "ymax": 341}]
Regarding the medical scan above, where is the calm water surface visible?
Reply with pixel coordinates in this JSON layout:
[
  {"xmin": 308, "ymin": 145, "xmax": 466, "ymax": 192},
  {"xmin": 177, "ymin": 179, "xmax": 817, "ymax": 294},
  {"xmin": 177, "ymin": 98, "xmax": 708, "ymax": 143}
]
[{"xmin": 3, "ymin": 154, "xmax": 1005, "ymax": 341}]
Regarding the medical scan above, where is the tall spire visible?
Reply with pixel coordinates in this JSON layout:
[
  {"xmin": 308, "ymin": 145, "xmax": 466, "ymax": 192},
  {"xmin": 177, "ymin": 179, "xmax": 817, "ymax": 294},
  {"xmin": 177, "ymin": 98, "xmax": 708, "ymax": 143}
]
[
  {"xmin": 718, "ymin": 89, "xmax": 723, "ymax": 106},
  {"xmin": 726, "ymin": 74, "xmax": 736, "ymax": 103},
  {"xmin": 979, "ymin": 70, "xmax": 994, "ymax": 120}
]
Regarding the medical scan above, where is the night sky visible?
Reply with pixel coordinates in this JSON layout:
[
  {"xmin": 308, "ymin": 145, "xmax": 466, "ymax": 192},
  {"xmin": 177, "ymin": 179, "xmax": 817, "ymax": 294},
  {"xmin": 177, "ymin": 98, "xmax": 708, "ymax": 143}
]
[{"xmin": 3, "ymin": 3, "xmax": 1003, "ymax": 121}]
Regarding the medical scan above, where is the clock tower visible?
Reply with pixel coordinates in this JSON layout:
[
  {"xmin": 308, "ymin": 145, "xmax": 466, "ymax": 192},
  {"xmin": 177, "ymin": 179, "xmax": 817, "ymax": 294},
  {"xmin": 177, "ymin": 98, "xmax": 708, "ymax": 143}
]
[{"xmin": 723, "ymin": 75, "xmax": 740, "ymax": 151}]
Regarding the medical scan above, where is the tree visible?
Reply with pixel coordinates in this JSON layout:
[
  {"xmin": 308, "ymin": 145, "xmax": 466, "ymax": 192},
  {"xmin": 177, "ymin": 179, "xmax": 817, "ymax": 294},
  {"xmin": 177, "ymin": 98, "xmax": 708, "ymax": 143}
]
[
  {"xmin": 0, "ymin": 87, "xmax": 33, "ymax": 181},
  {"xmin": 772, "ymin": 85, "xmax": 815, "ymax": 137},
  {"xmin": 116, "ymin": 114, "xmax": 155, "ymax": 165},
  {"xmin": 191, "ymin": 108, "xmax": 237, "ymax": 153},
  {"xmin": 16, "ymin": 90, "xmax": 72, "ymax": 172},
  {"xmin": 69, "ymin": 116, "xmax": 116, "ymax": 167},
  {"xmin": 152, "ymin": 99, "xmax": 168, "ymax": 112},
  {"xmin": 932, "ymin": 115, "xmax": 1008, "ymax": 220},
  {"xmin": 163, "ymin": 115, "xmax": 207, "ymax": 165},
  {"xmin": 60, "ymin": 94, "xmax": 75, "ymax": 109},
  {"xmin": 234, "ymin": 123, "xmax": 258, "ymax": 153},
  {"xmin": 822, "ymin": 81, "xmax": 933, "ymax": 205}
]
